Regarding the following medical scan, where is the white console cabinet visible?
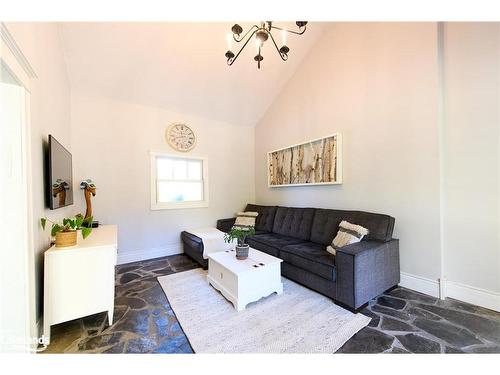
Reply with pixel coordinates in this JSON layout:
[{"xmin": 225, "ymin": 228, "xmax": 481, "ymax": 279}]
[{"xmin": 43, "ymin": 225, "xmax": 117, "ymax": 345}]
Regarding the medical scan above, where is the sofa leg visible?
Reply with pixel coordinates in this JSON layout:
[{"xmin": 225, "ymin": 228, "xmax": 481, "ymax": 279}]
[
  {"xmin": 385, "ymin": 285, "xmax": 398, "ymax": 293},
  {"xmin": 333, "ymin": 300, "xmax": 368, "ymax": 314},
  {"xmin": 355, "ymin": 302, "xmax": 368, "ymax": 313}
]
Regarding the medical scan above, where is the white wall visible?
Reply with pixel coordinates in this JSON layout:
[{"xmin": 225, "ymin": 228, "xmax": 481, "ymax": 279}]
[
  {"xmin": 442, "ymin": 23, "xmax": 500, "ymax": 296},
  {"xmin": 70, "ymin": 93, "xmax": 255, "ymax": 264},
  {"xmin": 255, "ymin": 22, "xmax": 500, "ymax": 310},
  {"xmin": 255, "ymin": 23, "xmax": 442, "ymax": 281},
  {"xmin": 5, "ymin": 23, "xmax": 73, "ymax": 328}
]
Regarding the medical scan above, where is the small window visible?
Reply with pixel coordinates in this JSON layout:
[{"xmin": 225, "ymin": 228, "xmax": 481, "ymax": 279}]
[{"xmin": 150, "ymin": 152, "xmax": 209, "ymax": 210}]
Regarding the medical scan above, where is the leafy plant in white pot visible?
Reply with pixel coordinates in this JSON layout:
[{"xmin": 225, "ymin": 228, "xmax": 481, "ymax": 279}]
[{"xmin": 223, "ymin": 226, "xmax": 255, "ymax": 260}]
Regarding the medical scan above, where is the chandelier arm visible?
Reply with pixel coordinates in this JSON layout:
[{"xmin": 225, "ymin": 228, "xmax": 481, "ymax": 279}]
[
  {"xmin": 227, "ymin": 29, "xmax": 259, "ymax": 66},
  {"xmin": 233, "ymin": 25, "xmax": 259, "ymax": 43},
  {"xmin": 268, "ymin": 31, "xmax": 288, "ymax": 61},
  {"xmin": 270, "ymin": 25, "xmax": 307, "ymax": 35}
]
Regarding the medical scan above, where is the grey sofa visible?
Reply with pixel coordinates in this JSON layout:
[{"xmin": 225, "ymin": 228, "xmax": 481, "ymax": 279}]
[{"xmin": 181, "ymin": 204, "xmax": 400, "ymax": 312}]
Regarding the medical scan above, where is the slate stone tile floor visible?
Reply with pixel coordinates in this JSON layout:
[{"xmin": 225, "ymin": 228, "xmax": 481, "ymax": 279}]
[{"xmin": 42, "ymin": 254, "xmax": 500, "ymax": 354}]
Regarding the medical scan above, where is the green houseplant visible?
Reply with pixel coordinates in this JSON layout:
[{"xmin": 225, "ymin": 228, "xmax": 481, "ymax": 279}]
[
  {"xmin": 40, "ymin": 213, "xmax": 93, "ymax": 248},
  {"xmin": 224, "ymin": 226, "xmax": 255, "ymax": 260}
]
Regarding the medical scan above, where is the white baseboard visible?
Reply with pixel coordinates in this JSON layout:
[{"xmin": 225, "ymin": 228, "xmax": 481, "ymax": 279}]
[
  {"xmin": 399, "ymin": 272, "xmax": 440, "ymax": 298},
  {"xmin": 444, "ymin": 280, "xmax": 500, "ymax": 312},
  {"xmin": 399, "ymin": 272, "xmax": 500, "ymax": 312},
  {"xmin": 117, "ymin": 243, "xmax": 183, "ymax": 265}
]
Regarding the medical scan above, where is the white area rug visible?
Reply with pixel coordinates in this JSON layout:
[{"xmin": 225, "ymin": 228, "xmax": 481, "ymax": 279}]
[{"xmin": 158, "ymin": 268, "xmax": 370, "ymax": 353}]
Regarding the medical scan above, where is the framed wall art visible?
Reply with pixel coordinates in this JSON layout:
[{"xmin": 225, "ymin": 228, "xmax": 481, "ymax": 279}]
[{"xmin": 268, "ymin": 133, "xmax": 342, "ymax": 187}]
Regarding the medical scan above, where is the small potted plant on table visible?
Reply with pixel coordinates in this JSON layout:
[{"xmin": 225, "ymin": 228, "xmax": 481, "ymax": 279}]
[
  {"xmin": 40, "ymin": 213, "xmax": 93, "ymax": 248},
  {"xmin": 223, "ymin": 226, "xmax": 255, "ymax": 260}
]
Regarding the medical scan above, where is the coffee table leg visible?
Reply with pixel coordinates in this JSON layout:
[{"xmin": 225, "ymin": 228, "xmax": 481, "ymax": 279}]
[
  {"xmin": 275, "ymin": 283, "xmax": 284, "ymax": 295},
  {"xmin": 235, "ymin": 301, "xmax": 246, "ymax": 311}
]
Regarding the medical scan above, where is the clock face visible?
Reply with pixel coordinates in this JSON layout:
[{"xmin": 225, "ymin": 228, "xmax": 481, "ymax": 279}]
[{"xmin": 166, "ymin": 123, "xmax": 196, "ymax": 152}]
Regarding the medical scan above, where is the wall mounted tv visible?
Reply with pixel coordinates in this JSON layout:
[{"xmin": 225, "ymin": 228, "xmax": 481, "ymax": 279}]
[{"xmin": 48, "ymin": 135, "xmax": 73, "ymax": 209}]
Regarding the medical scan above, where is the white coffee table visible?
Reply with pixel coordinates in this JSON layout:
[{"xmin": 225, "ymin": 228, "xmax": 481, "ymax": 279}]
[{"xmin": 207, "ymin": 248, "xmax": 283, "ymax": 311}]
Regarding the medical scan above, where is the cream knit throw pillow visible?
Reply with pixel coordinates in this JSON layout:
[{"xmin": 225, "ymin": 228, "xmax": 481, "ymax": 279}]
[
  {"xmin": 326, "ymin": 220, "xmax": 369, "ymax": 256},
  {"xmin": 233, "ymin": 211, "xmax": 258, "ymax": 230}
]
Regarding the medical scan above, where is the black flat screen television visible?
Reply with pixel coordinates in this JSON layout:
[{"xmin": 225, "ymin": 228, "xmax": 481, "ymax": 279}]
[{"xmin": 48, "ymin": 135, "xmax": 73, "ymax": 209}]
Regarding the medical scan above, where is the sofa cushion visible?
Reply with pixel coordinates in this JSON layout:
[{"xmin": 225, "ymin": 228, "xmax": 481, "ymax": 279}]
[
  {"xmin": 272, "ymin": 207, "xmax": 315, "ymax": 240},
  {"xmin": 310, "ymin": 209, "xmax": 357, "ymax": 246},
  {"xmin": 353, "ymin": 211, "xmax": 395, "ymax": 242},
  {"xmin": 245, "ymin": 204, "xmax": 277, "ymax": 232},
  {"xmin": 246, "ymin": 238, "xmax": 279, "ymax": 257},
  {"xmin": 281, "ymin": 242, "xmax": 336, "ymax": 281},
  {"xmin": 249, "ymin": 232, "xmax": 306, "ymax": 249},
  {"xmin": 310, "ymin": 209, "xmax": 395, "ymax": 245},
  {"xmin": 247, "ymin": 233, "xmax": 305, "ymax": 257}
]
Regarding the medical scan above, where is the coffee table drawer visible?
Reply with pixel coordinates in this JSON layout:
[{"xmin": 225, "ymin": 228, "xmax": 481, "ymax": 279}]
[{"xmin": 207, "ymin": 258, "xmax": 238, "ymax": 297}]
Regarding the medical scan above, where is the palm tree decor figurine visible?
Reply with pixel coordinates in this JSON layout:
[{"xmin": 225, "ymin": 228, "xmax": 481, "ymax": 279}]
[{"xmin": 80, "ymin": 179, "xmax": 96, "ymax": 226}]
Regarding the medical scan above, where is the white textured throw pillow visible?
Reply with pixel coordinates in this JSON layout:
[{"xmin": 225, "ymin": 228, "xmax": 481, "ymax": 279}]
[
  {"xmin": 233, "ymin": 211, "xmax": 258, "ymax": 230},
  {"xmin": 326, "ymin": 220, "xmax": 369, "ymax": 256}
]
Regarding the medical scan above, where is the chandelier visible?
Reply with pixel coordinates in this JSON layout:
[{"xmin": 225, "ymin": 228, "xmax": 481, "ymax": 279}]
[{"xmin": 225, "ymin": 21, "xmax": 308, "ymax": 69}]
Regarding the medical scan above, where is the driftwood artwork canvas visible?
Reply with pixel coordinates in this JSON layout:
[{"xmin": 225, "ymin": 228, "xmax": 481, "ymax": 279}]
[{"xmin": 268, "ymin": 134, "xmax": 342, "ymax": 187}]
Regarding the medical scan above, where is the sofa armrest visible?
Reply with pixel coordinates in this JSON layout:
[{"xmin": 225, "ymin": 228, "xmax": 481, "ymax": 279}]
[
  {"xmin": 335, "ymin": 239, "xmax": 400, "ymax": 310},
  {"xmin": 336, "ymin": 240, "xmax": 386, "ymax": 256},
  {"xmin": 216, "ymin": 217, "xmax": 236, "ymax": 233}
]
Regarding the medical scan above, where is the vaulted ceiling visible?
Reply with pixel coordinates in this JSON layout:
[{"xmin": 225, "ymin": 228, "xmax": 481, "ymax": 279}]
[{"xmin": 59, "ymin": 22, "xmax": 327, "ymax": 126}]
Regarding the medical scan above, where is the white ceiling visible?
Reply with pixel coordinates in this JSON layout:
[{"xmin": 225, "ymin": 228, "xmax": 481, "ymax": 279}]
[{"xmin": 59, "ymin": 22, "xmax": 327, "ymax": 126}]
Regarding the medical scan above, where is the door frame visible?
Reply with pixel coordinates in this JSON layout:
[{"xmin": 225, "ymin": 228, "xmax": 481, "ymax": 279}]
[{"xmin": 1, "ymin": 22, "xmax": 37, "ymax": 352}]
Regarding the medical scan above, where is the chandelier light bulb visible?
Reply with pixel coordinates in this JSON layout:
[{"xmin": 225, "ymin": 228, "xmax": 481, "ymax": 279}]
[
  {"xmin": 226, "ymin": 33, "xmax": 232, "ymax": 50},
  {"xmin": 282, "ymin": 29, "xmax": 287, "ymax": 46},
  {"xmin": 255, "ymin": 38, "xmax": 260, "ymax": 53}
]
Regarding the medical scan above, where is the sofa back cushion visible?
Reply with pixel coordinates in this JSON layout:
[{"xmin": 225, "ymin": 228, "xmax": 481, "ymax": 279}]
[
  {"xmin": 354, "ymin": 211, "xmax": 395, "ymax": 242},
  {"xmin": 272, "ymin": 207, "xmax": 315, "ymax": 240},
  {"xmin": 310, "ymin": 209, "xmax": 357, "ymax": 246},
  {"xmin": 310, "ymin": 209, "xmax": 395, "ymax": 245},
  {"xmin": 245, "ymin": 204, "xmax": 277, "ymax": 232}
]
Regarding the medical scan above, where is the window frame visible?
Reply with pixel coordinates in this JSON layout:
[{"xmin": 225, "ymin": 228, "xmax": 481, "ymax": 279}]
[{"xmin": 150, "ymin": 151, "xmax": 209, "ymax": 210}]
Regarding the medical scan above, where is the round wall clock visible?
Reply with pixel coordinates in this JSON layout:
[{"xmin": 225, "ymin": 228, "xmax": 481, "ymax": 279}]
[{"xmin": 165, "ymin": 123, "xmax": 196, "ymax": 152}]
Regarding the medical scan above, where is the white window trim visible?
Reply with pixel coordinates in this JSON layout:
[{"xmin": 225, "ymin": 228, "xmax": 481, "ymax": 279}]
[{"xmin": 150, "ymin": 151, "xmax": 209, "ymax": 210}]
